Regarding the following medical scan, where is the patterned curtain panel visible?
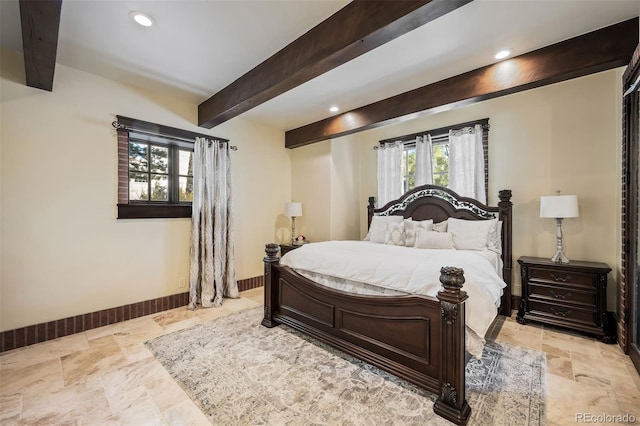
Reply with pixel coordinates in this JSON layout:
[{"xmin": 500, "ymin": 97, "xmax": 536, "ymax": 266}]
[
  {"xmin": 414, "ymin": 134, "xmax": 433, "ymax": 186},
  {"xmin": 188, "ymin": 137, "xmax": 238, "ymax": 310},
  {"xmin": 377, "ymin": 141, "xmax": 404, "ymax": 207},
  {"xmin": 448, "ymin": 124, "xmax": 486, "ymax": 204}
]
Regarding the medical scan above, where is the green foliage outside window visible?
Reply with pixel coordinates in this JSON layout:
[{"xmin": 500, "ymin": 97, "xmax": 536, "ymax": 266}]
[
  {"xmin": 402, "ymin": 148, "xmax": 416, "ymax": 192},
  {"xmin": 128, "ymin": 142, "xmax": 192, "ymax": 203},
  {"xmin": 178, "ymin": 151, "xmax": 194, "ymax": 202},
  {"xmin": 433, "ymin": 143, "xmax": 449, "ymax": 187},
  {"xmin": 403, "ymin": 143, "xmax": 449, "ymax": 191}
]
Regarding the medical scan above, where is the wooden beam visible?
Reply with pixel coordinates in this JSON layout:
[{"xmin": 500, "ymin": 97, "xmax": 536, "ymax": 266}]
[
  {"xmin": 198, "ymin": 0, "xmax": 473, "ymax": 129},
  {"xmin": 286, "ymin": 17, "xmax": 639, "ymax": 149},
  {"xmin": 19, "ymin": 0, "xmax": 62, "ymax": 92}
]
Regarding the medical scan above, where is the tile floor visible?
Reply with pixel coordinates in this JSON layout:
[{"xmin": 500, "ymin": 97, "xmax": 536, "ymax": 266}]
[{"xmin": 1, "ymin": 287, "xmax": 638, "ymax": 425}]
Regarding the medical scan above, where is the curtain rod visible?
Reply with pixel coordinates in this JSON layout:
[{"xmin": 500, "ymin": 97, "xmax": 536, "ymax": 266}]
[
  {"xmin": 373, "ymin": 135, "xmax": 448, "ymax": 150},
  {"xmin": 112, "ymin": 120, "xmax": 238, "ymax": 151},
  {"xmin": 378, "ymin": 118, "xmax": 490, "ymax": 145}
]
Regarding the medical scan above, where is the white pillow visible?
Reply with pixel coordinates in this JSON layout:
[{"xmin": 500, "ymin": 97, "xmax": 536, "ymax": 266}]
[
  {"xmin": 384, "ymin": 221, "xmax": 406, "ymax": 246},
  {"xmin": 367, "ymin": 215, "xmax": 403, "ymax": 243},
  {"xmin": 415, "ymin": 230, "xmax": 455, "ymax": 249},
  {"xmin": 447, "ymin": 218, "xmax": 497, "ymax": 250},
  {"xmin": 488, "ymin": 220, "xmax": 503, "ymax": 254},
  {"xmin": 404, "ymin": 219, "xmax": 433, "ymax": 247},
  {"xmin": 433, "ymin": 219, "xmax": 448, "ymax": 233}
]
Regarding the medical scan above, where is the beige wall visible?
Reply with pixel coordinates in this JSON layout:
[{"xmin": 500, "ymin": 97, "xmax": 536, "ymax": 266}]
[
  {"xmin": 293, "ymin": 68, "xmax": 624, "ymax": 310},
  {"xmin": 289, "ymin": 133, "xmax": 362, "ymax": 242},
  {"xmin": 290, "ymin": 142, "xmax": 331, "ymax": 242},
  {"xmin": 0, "ymin": 48, "xmax": 291, "ymax": 331},
  {"xmin": 330, "ymin": 135, "xmax": 361, "ymax": 240}
]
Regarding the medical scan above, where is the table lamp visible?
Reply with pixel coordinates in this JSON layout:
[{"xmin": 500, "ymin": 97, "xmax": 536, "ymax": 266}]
[
  {"xmin": 285, "ymin": 202, "xmax": 303, "ymax": 245},
  {"xmin": 540, "ymin": 193, "xmax": 579, "ymax": 263}
]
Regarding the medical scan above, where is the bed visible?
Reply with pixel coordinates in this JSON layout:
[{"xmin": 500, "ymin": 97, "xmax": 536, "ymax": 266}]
[{"xmin": 261, "ymin": 185, "xmax": 513, "ymax": 425}]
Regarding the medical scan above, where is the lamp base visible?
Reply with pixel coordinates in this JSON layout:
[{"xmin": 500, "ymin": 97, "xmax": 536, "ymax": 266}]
[
  {"xmin": 290, "ymin": 216, "xmax": 297, "ymax": 245},
  {"xmin": 550, "ymin": 250, "xmax": 570, "ymax": 264},
  {"xmin": 551, "ymin": 217, "xmax": 569, "ymax": 263}
]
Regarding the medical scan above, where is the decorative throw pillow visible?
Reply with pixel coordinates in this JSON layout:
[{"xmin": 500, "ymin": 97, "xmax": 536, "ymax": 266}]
[
  {"xmin": 404, "ymin": 219, "xmax": 434, "ymax": 247},
  {"xmin": 433, "ymin": 219, "xmax": 448, "ymax": 233},
  {"xmin": 384, "ymin": 221, "xmax": 406, "ymax": 246},
  {"xmin": 447, "ymin": 218, "xmax": 497, "ymax": 250},
  {"xmin": 367, "ymin": 215, "xmax": 403, "ymax": 243},
  {"xmin": 414, "ymin": 230, "xmax": 455, "ymax": 249},
  {"xmin": 488, "ymin": 220, "xmax": 503, "ymax": 254}
]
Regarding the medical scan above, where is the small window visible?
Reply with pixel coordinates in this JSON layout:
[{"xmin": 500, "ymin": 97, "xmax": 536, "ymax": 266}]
[
  {"xmin": 402, "ymin": 141, "xmax": 449, "ymax": 192},
  {"xmin": 115, "ymin": 115, "xmax": 225, "ymax": 219},
  {"xmin": 127, "ymin": 141, "xmax": 194, "ymax": 203},
  {"xmin": 432, "ymin": 142, "xmax": 449, "ymax": 187},
  {"xmin": 402, "ymin": 146, "xmax": 416, "ymax": 193}
]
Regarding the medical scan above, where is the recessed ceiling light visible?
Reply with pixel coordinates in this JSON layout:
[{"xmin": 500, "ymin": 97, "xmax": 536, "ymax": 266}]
[
  {"xmin": 494, "ymin": 50, "xmax": 511, "ymax": 60},
  {"xmin": 131, "ymin": 12, "xmax": 154, "ymax": 27},
  {"xmin": 329, "ymin": 106, "xmax": 339, "ymax": 113}
]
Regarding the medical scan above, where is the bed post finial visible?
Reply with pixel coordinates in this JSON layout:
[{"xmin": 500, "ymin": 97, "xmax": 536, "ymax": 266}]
[
  {"xmin": 264, "ymin": 243, "xmax": 279, "ymax": 262},
  {"xmin": 262, "ymin": 243, "xmax": 280, "ymax": 328},
  {"xmin": 435, "ymin": 266, "xmax": 471, "ymax": 425},
  {"xmin": 498, "ymin": 189, "xmax": 512, "ymax": 203}
]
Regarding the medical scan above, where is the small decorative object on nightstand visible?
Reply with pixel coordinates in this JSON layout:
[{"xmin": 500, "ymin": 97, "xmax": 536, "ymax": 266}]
[{"xmin": 517, "ymin": 256, "xmax": 615, "ymax": 343}]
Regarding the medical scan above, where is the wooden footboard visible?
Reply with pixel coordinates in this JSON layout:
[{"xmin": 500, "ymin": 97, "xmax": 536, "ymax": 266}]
[{"xmin": 262, "ymin": 243, "xmax": 471, "ymax": 425}]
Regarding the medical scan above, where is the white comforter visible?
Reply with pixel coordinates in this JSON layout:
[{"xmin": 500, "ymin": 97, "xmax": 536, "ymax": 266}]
[{"xmin": 280, "ymin": 241, "xmax": 506, "ymax": 351}]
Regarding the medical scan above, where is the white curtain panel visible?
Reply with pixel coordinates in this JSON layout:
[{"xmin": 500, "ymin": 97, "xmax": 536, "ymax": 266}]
[
  {"xmin": 377, "ymin": 141, "xmax": 404, "ymax": 206},
  {"xmin": 448, "ymin": 124, "xmax": 486, "ymax": 204},
  {"xmin": 188, "ymin": 137, "xmax": 239, "ymax": 310},
  {"xmin": 414, "ymin": 134, "xmax": 433, "ymax": 186}
]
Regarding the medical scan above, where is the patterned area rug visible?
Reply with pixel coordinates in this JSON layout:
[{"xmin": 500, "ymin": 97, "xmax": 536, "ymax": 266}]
[{"xmin": 146, "ymin": 307, "xmax": 546, "ymax": 425}]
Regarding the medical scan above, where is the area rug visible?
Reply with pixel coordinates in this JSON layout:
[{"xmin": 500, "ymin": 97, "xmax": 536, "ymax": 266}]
[{"xmin": 146, "ymin": 307, "xmax": 546, "ymax": 425}]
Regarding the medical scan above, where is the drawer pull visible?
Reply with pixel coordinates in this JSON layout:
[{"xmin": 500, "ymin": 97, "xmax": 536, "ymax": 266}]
[
  {"xmin": 550, "ymin": 290, "xmax": 572, "ymax": 300},
  {"xmin": 550, "ymin": 273, "xmax": 572, "ymax": 282},
  {"xmin": 551, "ymin": 307, "xmax": 571, "ymax": 317}
]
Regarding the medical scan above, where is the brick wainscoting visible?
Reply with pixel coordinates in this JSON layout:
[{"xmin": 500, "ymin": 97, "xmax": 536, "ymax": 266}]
[{"xmin": 0, "ymin": 275, "xmax": 264, "ymax": 353}]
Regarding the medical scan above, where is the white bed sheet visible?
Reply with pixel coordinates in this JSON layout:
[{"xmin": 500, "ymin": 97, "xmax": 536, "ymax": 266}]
[{"xmin": 280, "ymin": 241, "xmax": 507, "ymax": 358}]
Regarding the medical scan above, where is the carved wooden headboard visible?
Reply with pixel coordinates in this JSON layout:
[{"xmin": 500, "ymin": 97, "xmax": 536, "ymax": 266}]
[{"xmin": 367, "ymin": 184, "xmax": 513, "ymax": 315}]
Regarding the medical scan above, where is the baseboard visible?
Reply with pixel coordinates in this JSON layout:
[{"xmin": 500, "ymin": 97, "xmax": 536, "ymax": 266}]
[
  {"xmin": 511, "ymin": 295, "xmax": 521, "ymax": 315},
  {"xmin": 0, "ymin": 275, "xmax": 264, "ymax": 353},
  {"xmin": 237, "ymin": 275, "xmax": 264, "ymax": 292}
]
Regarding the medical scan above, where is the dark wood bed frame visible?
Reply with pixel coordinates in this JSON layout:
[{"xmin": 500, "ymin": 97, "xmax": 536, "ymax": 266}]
[{"xmin": 262, "ymin": 185, "xmax": 513, "ymax": 425}]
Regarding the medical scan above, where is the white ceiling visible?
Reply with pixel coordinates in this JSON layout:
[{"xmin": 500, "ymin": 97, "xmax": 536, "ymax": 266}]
[{"xmin": 1, "ymin": 0, "xmax": 639, "ymax": 132}]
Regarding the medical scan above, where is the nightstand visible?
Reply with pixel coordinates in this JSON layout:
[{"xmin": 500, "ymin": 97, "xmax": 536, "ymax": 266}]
[
  {"xmin": 517, "ymin": 256, "xmax": 614, "ymax": 343},
  {"xmin": 280, "ymin": 243, "xmax": 304, "ymax": 256}
]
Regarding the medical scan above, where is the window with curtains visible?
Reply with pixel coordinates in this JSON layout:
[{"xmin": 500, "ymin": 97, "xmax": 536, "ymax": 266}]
[
  {"xmin": 114, "ymin": 115, "xmax": 228, "ymax": 219},
  {"xmin": 377, "ymin": 118, "xmax": 489, "ymax": 206}
]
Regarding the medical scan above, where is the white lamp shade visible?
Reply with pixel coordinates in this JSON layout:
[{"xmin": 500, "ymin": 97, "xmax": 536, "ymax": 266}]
[
  {"xmin": 284, "ymin": 202, "xmax": 302, "ymax": 217},
  {"xmin": 540, "ymin": 195, "xmax": 579, "ymax": 218}
]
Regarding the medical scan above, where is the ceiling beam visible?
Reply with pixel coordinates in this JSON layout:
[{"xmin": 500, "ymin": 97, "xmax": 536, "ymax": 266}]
[
  {"xmin": 286, "ymin": 17, "xmax": 638, "ymax": 149},
  {"xmin": 198, "ymin": 0, "xmax": 473, "ymax": 129},
  {"xmin": 19, "ymin": 0, "xmax": 62, "ymax": 92}
]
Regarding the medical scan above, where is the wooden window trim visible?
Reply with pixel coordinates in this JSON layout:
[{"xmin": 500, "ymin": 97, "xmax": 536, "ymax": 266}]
[
  {"xmin": 621, "ymin": 43, "xmax": 640, "ymax": 359},
  {"xmin": 117, "ymin": 204, "xmax": 192, "ymax": 219}
]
